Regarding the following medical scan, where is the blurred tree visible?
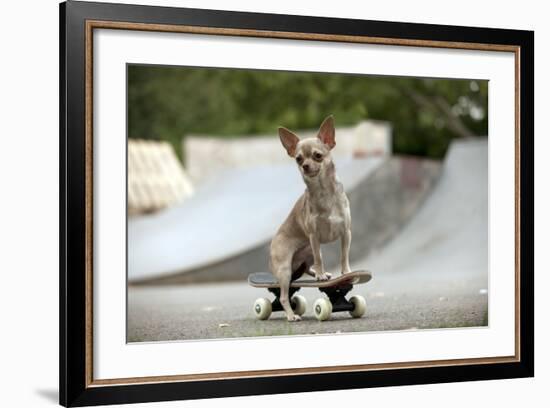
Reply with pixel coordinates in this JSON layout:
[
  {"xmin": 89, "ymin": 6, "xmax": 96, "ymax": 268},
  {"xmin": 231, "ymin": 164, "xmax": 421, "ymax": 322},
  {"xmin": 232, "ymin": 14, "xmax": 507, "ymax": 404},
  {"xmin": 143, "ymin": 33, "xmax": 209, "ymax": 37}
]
[{"xmin": 128, "ymin": 65, "xmax": 488, "ymax": 162}]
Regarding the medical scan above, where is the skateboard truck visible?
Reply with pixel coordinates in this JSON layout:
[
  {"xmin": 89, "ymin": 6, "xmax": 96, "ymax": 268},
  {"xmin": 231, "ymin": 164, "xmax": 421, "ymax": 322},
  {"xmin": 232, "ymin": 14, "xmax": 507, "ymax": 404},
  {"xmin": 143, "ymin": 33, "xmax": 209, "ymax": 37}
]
[
  {"xmin": 319, "ymin": 283, "xmax": 355, "ymax": 312},
  {"xmin": 267, "ymin": 287, "xmax": 300, "ymax": 313},
  {"xmin": 312, "ymin": 283, "xmax": 366, "ymax": 321},
  {"xmin": 253, "ymin": 287, "xmax": 307, "ymax": 320}
]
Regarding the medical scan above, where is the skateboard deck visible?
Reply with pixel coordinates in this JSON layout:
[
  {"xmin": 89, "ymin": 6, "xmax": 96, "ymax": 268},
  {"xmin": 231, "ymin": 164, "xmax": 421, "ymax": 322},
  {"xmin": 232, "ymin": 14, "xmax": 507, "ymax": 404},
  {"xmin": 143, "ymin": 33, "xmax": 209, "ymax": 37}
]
[{"xmin": 248, "ymin": 270, "xmax": 372, "ymax": 289}]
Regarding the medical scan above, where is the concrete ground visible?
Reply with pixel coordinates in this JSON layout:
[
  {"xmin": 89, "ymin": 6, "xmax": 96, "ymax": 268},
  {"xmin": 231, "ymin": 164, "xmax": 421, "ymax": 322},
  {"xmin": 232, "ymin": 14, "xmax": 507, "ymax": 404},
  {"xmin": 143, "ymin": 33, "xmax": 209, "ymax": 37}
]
[{"xmin": 127, "ymin": 272, "xmax": 488, "ymax": 342}]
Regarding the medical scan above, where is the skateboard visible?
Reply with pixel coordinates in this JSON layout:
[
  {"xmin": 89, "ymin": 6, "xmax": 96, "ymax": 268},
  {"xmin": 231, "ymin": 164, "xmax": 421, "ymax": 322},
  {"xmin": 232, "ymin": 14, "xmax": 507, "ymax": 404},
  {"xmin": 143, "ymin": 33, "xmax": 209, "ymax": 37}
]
[{"xmin": 248, "ymin": 270, "xmax": 372, "ymax": 321}]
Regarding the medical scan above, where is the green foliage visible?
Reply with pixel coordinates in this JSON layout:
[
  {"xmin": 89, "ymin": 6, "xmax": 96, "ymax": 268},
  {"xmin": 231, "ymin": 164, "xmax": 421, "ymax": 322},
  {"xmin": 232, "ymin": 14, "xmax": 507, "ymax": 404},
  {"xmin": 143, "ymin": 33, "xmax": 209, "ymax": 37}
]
[{"xmin": 128, "ymin": 65, "xmax": 488, "ymax": 161}]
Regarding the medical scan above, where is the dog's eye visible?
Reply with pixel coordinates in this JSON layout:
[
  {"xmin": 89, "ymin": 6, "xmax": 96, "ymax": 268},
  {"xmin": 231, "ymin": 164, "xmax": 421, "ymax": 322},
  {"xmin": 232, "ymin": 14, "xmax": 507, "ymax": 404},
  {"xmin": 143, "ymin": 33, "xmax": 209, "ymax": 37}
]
[
  {"xmin": 296, "ymin": 155, "xmax": 303, "ymax": 164},
  {"xmin": 313, "ymin": 152, "xmax": 323, "ymax": 161}
]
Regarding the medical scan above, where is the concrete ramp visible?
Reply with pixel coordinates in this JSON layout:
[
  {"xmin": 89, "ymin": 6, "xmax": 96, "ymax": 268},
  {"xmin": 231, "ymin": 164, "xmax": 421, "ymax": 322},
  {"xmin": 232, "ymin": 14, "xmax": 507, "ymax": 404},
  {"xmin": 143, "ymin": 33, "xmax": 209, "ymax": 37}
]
[
  {"xmin": 354, "ymin": 139, "xmax": 488, "ymax": 286},
  {"xmin": 128, "ymin": 157, "xmax": 385, "ymax": 282},
  {"xmin": 128, "ymin": 151, "xmax": 441, "ymax": 284}
]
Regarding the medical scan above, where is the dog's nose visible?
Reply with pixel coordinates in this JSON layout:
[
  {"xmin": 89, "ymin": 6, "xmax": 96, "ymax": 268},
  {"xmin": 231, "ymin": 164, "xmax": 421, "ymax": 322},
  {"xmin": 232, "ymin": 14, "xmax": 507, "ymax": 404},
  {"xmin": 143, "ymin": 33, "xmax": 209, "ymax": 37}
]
[{"xmin": 302, "ymin": 164, "xmax": 310, "ymax": 172}]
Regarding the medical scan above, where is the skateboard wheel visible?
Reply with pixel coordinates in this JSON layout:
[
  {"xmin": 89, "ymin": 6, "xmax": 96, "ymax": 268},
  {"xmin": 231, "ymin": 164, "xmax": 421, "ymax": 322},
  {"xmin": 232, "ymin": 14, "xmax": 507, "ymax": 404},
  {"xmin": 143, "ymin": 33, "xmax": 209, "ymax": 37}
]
[
  {"xmin": 292, "ymin": 295, "xmax": 307, "ymax": 316},
  {"xmin": 349, "ymin": 295, "xmax": 366, "ymax": 318},
  {"xmin": 313, "ymin": 298, "xmax": 332, "ymax": 321},
  {"xmin": 254, "ymin": 298, "xmax": 272, "ymax": 320}
]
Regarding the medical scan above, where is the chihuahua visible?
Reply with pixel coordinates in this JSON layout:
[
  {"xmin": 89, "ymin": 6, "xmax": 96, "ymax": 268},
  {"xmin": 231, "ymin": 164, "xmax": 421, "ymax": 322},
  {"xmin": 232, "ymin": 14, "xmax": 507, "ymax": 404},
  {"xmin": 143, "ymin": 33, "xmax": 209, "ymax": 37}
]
[{"xmin": 270, "ymin": 115, "xmax": 352, "ymax": 321}]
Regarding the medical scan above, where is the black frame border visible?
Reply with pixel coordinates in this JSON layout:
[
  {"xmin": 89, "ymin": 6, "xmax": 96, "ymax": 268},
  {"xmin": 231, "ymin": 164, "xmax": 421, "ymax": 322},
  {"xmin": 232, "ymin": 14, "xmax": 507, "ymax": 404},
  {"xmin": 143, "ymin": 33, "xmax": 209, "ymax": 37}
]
[{"xmin": 60, "ymin": 1, "xmax": 534, "ymax": 406}]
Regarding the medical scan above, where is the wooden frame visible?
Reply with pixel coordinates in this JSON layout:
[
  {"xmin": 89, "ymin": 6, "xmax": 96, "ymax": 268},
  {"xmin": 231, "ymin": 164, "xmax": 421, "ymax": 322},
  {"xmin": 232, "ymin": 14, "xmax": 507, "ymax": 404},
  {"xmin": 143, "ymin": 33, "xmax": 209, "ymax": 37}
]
[{"xmin": 60, "ymin": 1, "xmax": 534, "ymax": 406}]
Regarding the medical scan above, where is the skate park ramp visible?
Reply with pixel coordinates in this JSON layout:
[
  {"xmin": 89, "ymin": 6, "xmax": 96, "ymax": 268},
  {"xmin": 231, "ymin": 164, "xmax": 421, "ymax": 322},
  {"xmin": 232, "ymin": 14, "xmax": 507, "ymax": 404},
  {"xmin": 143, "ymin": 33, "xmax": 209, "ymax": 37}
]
[
  {"xmin": 128, "ymin": 157, "xmax": 386, "ymax": 283},
  {"xmin": 353, "ymin": 139, "xmax": 488, "ymax": 289}
]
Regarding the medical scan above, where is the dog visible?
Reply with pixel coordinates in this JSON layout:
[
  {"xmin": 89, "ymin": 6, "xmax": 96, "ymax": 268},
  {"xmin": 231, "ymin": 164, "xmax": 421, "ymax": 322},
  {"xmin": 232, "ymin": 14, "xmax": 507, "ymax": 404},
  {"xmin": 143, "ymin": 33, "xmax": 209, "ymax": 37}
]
[{"xmin": 270, "ymin": 115, "xmax": 352, "ymax": 321}]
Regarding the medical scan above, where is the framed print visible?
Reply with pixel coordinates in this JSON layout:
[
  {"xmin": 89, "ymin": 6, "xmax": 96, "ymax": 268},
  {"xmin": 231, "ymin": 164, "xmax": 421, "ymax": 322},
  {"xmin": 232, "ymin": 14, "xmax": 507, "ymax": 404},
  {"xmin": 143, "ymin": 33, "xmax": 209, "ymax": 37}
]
[{"xmin": 59, "ymin": 1, "xmax": 534, "ymax": 406}]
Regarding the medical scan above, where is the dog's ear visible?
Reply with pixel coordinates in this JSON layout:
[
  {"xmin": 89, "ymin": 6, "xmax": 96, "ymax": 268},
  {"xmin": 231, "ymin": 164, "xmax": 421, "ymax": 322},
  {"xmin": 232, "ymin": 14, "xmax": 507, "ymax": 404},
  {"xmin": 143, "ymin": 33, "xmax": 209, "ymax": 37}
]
[
  {"xmin": 318, "ymin": 115, "xmax": 336, "ymax": 149},
  {"xmin": 278, "ymin": 127, "xmax": 300, "ymax": 157}
]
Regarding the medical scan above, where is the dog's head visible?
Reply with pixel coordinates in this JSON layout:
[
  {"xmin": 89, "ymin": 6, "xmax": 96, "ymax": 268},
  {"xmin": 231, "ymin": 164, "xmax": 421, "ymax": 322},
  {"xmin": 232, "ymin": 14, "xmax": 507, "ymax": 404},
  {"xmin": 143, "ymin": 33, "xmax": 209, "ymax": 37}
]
[{"xmin": 278, "ymin": 115, "xmax": 336, "ymax": 179}]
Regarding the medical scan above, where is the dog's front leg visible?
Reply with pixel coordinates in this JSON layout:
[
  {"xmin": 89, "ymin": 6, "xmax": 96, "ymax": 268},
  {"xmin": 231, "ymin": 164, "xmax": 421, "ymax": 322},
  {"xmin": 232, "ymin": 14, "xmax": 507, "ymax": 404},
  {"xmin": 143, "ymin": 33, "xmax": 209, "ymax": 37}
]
[
  {"xmin": 309, "ymin": 234, "xmax": 330, "ymax": 280},
  {"xmin": 340, "ymin": 228, "xmax": 352, "ymax": 275}
]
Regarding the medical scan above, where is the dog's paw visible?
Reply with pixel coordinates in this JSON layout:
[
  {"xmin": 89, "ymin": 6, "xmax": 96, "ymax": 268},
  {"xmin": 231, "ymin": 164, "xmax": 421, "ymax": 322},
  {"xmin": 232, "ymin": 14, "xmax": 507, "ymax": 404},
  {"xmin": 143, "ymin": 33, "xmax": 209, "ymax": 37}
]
[
  {"xmin": 287, "ymin": 314, "xmax": 302, "ymax": 322},
  {"xmin": 310, "ymin": 265, "xmax": 330, "ymax": 281}
]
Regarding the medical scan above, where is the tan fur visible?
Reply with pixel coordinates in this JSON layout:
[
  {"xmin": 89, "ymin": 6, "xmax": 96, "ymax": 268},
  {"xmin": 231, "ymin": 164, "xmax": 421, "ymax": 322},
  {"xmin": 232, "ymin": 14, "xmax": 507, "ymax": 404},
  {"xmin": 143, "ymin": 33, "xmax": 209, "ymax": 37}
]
[{"xmin": 271, "ymin": 116, "xmax": 352, "ymax": 321}]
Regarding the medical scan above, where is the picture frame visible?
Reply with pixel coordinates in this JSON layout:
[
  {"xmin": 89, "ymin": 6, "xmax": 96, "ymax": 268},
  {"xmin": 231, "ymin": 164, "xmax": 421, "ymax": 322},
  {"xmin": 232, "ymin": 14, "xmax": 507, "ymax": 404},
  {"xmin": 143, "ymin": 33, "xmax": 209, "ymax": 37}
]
[{"xmin": 59, "ymin": 1, "xmax": 534, "ymax": 406}]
